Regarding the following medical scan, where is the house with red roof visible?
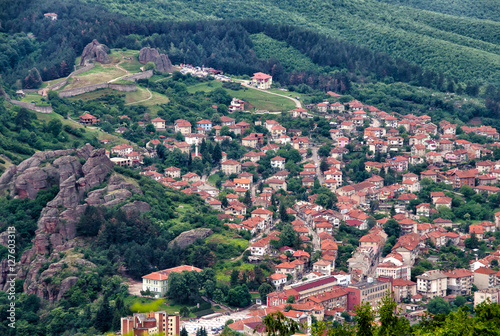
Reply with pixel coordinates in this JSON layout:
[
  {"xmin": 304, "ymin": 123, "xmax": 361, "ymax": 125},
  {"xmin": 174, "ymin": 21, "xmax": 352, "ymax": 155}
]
[
  {"xmin": 142, "ymin": 265, "xmax": 202, "ymax": 296},
  {"xmin": 79, "ymin": 113, "xmax": 99, "ymax": 125},
  {"xmin": 151, "ymin": 117, "xmax": 165, "ymax": 130},
  {"xmin": 250, "ymin": 72, "xmax": 273, "ymax": 89}
]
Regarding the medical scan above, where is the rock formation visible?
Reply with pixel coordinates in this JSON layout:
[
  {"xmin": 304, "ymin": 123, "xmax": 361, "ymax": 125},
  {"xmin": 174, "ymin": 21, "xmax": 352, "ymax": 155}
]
[
  {"xmin": 0, "ymin": 144, "xmax": 150, "ymax": 302},
  {"xmin": 138, "ymin": 47, "xmax": 174, "ymax": 73},
  {"xmin": 80, "ymin": 39, "xmax": 111, "ymax": 66},
  {"xmin": 168, "ymin": 228, "xmax": 213, "ymax": 249}
]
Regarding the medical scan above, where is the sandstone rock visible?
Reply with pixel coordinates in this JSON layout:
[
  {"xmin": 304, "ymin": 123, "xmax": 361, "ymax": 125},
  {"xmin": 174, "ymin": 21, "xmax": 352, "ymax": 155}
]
[
  {"xmin": 80, "ymin": 39, "xmax": 111, "ymax": 66},
  {"xmin": 121, "ymin": 201, "xmax": 151, "ymax": 216},
  {"xmin": 0, "ymin": 165, "xmax": 16, "ymax": 189},
  {"xmin": 57, "ymin": 276, "xmax": 79, "ymax": 301},
  {"xmin": 168, "ymin": 228, "xmax": 213, "ymax": 249},
  {"xmin": 82, "ymin": 148, "xmax": 114, "ymax": 189},
  {"xmin": 76, "ymin": 144, "xmax": 93, "ymax": 159},
  {"xmin": 47, "ymin": 175, "xmax": 80, "ymax": 208},
  {"xmin": 138, "ymin": 47, "xmax": 174, "ymax": 73},
  {"xmin": 154, "ymin": 54, "xmax": 174, "ymax": 73},
  {"xmin": 139, "ymin": 47, "xmax": 160, "ymax": 64},
  {"xmin": 15, "ymin": 167, "xmax": 49, "ymax": 199},
  {"xmin": 52, "ymin": 156, "xmax": 83, "ymax": 184}
]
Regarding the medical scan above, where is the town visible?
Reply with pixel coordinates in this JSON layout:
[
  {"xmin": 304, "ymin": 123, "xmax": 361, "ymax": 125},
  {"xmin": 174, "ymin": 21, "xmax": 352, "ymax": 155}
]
[{"xmin": 80, "ymin": 71, "xmax": 500, "ymax": 335}]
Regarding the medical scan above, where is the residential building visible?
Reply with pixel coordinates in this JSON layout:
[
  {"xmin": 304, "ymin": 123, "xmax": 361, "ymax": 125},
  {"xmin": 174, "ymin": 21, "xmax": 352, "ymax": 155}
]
[
  {"xmin": 346, "ymin": 279, "xmax": 392, "ymax": 311},
  {"xmin": 221, "ymin": 159, "xmax": 242, "ymax": 175},
  {"xmin": 79, "ymin": 113, "xmax": 99, "ymax": 125},
  {"xmin": 121, "ymin": 312, "xmax": 180, "ymax": 336},
  {"xmin": 111, "ymin": 144, "xmax": 133, "ymax": 156},
  {"xmin": 474, "ymin": 267, "xmax": 497, "ymax": 290},
  {"xmin": 251, "ymin": 72, "xmax": 273, "ymax": 89},
  {"xmin": 445, "ymin": 269, "xmax": 473, "ymax": 296},
  {"xmin": 142, "ymin": 265, "xmax": 202, "ymax": 296},
  {"xmin": 474, "ymin": 288, "xmax": 500, "ymax": 307},
  {"xmin": 151, "ymin": 117, "xmax": 166, "ymax": 130},
  {"xmin": 417, "ymin": 270, "xmax": 448, "ymax": 299}
]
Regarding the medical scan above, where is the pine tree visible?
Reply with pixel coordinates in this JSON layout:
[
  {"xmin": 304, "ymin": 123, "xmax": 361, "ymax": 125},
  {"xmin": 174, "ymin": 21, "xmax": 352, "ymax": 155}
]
[
  {"xmin": 243, "ymin": 190, "xmax": 252, "ymax": 207},
  {"xmin": 212, "ymin": 143, "xmax": 222, "ymax": 164},
  {"xmin": 94, "ymin": 296, "xmax": 112, "ymax": 332},
  {"xmin": 181, "ymin": 327, "xmax": 189, "ymax": 336}
]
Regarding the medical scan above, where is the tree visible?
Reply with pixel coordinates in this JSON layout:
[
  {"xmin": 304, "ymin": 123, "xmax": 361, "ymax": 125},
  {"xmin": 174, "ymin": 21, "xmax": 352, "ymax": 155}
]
[
  {"xmin": 226, "ymin": 285, "xmax": 251, "ymax": 307},
  {"xmin": 15, "ymin": 108, "xmax": 34, "ymax": 129},
  {"xmin": 181, "ymin": 327, "xmax": 189, "ymax": 336},
  {"xmin": 48, "ymin": 119, "xmax": 62, "ymax": 137},
  {"xmin": 258, "ymin": 311, "xmax": 301, "ymax": 336},
  {"xmin": 460, "ymin": 185, "xmax": 475, "ymax": 199},
  {"xmin": 355, "ymin": 302, "xmax": 375, "ymax": 336},
  {"xmin": 383, "ymin": 219, "xmax": 401, "ymax": 238},
  {"xmin": 318, "ymin": 144, "xmax": 331, "ymax": 157},
  {"xmin": 94, "ymin": 296, "xmax": 112, "ymax": 332},
  {"xmin": 258, "ymin": 283, "xmax": 274, "ymax": 302},
  {"xmin": 320, "ymin": 160, "xmax": 329, "ymax": 172},
  {"xmin": 286, "ymin": 295, "xmax": 296, "ymax": 303},
  {"xmin": 243, "ymin": 190, "xmax": 252, "ymax": 207},
  {"xmin": 180, "ymin": 306, "xmax": 190, "ymax": 317},
  {"xmin": 145, "ymin": 124, "xmax": 156, "ymax": 133},
  {"xmin": 213, "ymin": 143, "xmax": 222, "ymax": 164},
  {"xmin": 144, "ymin": 62, "xmax": 156, "ymax": 71},
  {"xmin": 377, "ymin": 292, "xmax": 410, "ymax": 336},
  {"xmin": 454, "ymin": 296, "xmax": 466, "ymax": 307},
  {"xmin": 427, "ymin": 297, "xmax": 451, "ymax": 315},
  {"xmin": 230, "ymin": 269, "xmax": 239, "ymax": 287},
  {"xmin": 279, "ymin": 202, "xmax": 289, "ymax": 222}
]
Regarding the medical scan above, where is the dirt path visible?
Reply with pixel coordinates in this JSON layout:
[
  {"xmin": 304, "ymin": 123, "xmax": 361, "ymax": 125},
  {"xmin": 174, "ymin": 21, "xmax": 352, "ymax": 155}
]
[
  {"xmin": 125, "ymin": 87, "xmax": 153, "ymax": 105},
  {"xmin": 240, "ymin": 83, "xmax": 302, "ymax": 109},
  {"xmin": 108, "ymin": 60, "xmax": 131, "ymax": 83}
]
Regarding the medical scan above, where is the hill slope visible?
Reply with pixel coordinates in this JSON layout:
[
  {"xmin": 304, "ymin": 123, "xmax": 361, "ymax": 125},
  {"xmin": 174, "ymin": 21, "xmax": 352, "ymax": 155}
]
[{"xmin": 80, "ymin": 0, "xmax": 500, "ymax": 82}]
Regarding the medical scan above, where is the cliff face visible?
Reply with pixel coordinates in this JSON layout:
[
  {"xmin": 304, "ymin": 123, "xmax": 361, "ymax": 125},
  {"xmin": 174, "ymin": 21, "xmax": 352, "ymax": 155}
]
[
  {"xmin": 80, "ymin": 39, "xmax": 111, "ymax": 66},
  {"xmin": 0, "ymin": 145, "xmax": 150, "ymax": 302},
  {"xmin": 138, "ymin": 47, "xmax": 174, "ymax": 73}
]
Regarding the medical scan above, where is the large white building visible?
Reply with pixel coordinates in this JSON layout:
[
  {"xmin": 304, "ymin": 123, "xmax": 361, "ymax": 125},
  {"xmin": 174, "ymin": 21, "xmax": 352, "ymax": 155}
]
[{"xmin": 142, "ymin": 265, "xmax": 202, "ymax": 297}]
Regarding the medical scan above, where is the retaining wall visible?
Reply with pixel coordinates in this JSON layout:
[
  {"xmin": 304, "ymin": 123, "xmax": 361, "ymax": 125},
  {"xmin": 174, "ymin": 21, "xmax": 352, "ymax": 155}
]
[
  {"xmin": 123, "ymin": 70, "xmax": 153, "ymax": 82},
  {"xmin": 58, "ymin": 82, "xmax": 138, "ymax": 98},
  {"xmin": 7, "ymin": 99, "xmax": 53, "ymax": 113},
  {"xmin": 108, "ymin": 83, "xmax": 137, "ymax": 92},
  {"xmin": 58, "ymin": 83, "xmax": 109, "ymax": 98}
]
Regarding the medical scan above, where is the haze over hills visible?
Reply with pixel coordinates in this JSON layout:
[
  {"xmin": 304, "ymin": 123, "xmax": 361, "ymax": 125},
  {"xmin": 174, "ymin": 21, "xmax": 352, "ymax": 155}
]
[{"xmin": 80, "ymin": 0, "xmax": 500, "ymax": 82}]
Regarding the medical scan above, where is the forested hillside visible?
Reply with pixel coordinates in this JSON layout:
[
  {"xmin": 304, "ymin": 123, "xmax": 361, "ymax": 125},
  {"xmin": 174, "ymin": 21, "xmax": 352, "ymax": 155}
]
[
  {"xmin": 375, "ymin": 0, "xmax": 500, "ymax": 21},
  {"xmin": 77, "ymin": 0, "xmax": 500, "ymax": 82}
]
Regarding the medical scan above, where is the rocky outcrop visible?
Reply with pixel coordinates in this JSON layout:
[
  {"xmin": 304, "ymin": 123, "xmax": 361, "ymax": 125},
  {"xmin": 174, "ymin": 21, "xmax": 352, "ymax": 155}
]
[
  {"xmin": 121, "ymin": 201, "xmax": 151, "ymax": 216},
  {"xmin": 0, "ymin": 145, "xmax": 151, "ymax": 301},
  {"xmin": 138, "ymin": 47, "xmax": 174, "ymax": 73},
  {"xmin": 80, "ymin": 39, "xmax": 110, "ymax": 66},
  {"xmin": 168, "ymin": 228, "xmax": 213, "ymax": 249}
]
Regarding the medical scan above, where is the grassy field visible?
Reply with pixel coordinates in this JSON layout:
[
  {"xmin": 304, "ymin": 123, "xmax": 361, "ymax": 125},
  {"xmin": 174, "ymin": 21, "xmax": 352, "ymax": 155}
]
[
  {"xmin": 66, "ymin": 87, "xmax": 169, "ymax": 107},
  {"xmin": 207, "ymin": 233, "xmax": 249, "ymax": 251},
  {"xmin": 109, "ymin": 48, "xmax": 143, "ymax": 72},
  {"xmin": 41, "ymin": 77, "xmax": 67, "ymax": 89},
  {"xmin": 19, "ymin": 94, "xmax": 50, "ymax": 106},
  {"xmin": 187, "ymin": 81, "xmax": 296, "ymax": 111},
  {"xmin": 35, "ymin": 111, "xmax": 126, "ymax": 144},
  {"xmin": 215, "ymin": 262, "xmax": 256, "ymax": 282},
  {"xmin": 124, "ymin": 296, "xmax": 185, "ymax": 315},
  {"xmin": 63, "ymin": 64, "xmax": 126, "ymax": 90},
  {"xmin": 125, "ymin": 87, "xmax": 170, "ymax": 106}
]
